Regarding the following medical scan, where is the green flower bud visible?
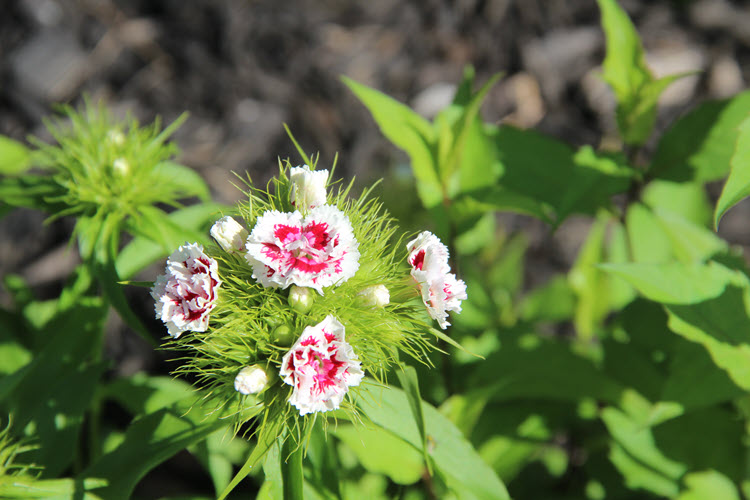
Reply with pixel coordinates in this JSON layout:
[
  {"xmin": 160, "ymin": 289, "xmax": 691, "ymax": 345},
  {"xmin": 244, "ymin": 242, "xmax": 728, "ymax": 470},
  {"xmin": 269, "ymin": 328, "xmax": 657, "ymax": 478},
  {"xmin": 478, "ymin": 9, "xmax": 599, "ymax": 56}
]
[
  {"xmin": 288, "ymin": 285, "xmax": 314, "ymax": 314},
  {"xmin": 273, "ymin": 325, "xmax": 295, "ymax": 346}
]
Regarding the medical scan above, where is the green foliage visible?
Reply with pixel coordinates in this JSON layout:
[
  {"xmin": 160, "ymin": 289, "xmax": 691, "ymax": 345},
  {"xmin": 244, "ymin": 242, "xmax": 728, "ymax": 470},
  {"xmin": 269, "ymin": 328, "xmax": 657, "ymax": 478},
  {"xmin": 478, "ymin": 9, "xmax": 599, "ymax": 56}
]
[{"xmin": 4, "ymin": 1, "xmax": 750, "ymax": 497}]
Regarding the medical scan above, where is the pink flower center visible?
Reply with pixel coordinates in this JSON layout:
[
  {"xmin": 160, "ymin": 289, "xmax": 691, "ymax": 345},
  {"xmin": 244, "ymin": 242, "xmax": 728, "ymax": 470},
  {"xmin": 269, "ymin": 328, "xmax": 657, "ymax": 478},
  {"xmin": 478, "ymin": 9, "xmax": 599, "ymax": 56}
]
[
  {"xmin": 410, "ymin": 249, "xmax": 426, "ymax": 270},
  {"xmin": 262, "ymin": 221, "xmax": 340, "ymax": 276}
]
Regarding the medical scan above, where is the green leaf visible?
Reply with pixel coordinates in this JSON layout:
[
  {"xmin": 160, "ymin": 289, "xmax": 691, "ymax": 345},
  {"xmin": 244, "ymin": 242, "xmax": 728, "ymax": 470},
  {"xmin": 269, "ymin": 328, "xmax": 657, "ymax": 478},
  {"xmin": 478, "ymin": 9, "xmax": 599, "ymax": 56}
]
[
  {"xmin": 620, "ymin": 74, "xmax": 690, "ymax": 146},
  {"xmin": 598, "ymin": 0, "xmax": 664, "ymax": 145},
  {"xmin": 715, "ymin": 115, "xmax": 750, "ymax": 228},
  {"xmin": 396, "ymin": 365, "xmax": 433, "ymax": 475},
  {"xmin": 666, "ymin": 285, "xmax": 750, "ymax": 390},
  {"xmin": 469, "ymin": 329, "xmax": 624, "ymax": 404},
  {"xmin": 332, "ymin": 424, "xmax": 424, "ymax": 485},
  {"xmin": 602, "ymin": 407, "xmax": 686, "ymax": 497},
  {"xmin": 0, "ymin": 175, "xmax": 65, "ymax": 213},
  {"xmin": 0, "ymin": 476, "xmax": 105, "ymax": 499},
  {"xmin": 493, "ymin": 127, "xmax": 633, "ymax": 224},
  {"xmin": 599, "ymin": 261, "xmax": 737, "ymax": 304},
  {"xmin": 653, "ymin": 407, "xmax": 744, "ymax": 484},
  {"xmin": 677, "ymin": 470, "xmax": 740, "ymax": 500},
  {"xmin": 219, "ymin": 423, "xmax": 281, "ymax": 500},
  {"xmin": 519, "ymin": 275, "xmax": 576, "ymax": 323},
  {"xmin": 356, "ymin": 382, "xmax": 510, "ymax": 500},
  {"xmin": 0, "ymin": 297, "xmax": 108, "ymax": 477},
  {"xmin": 101, "ymin": 373, "xmax": 195, "ymax": 416},
  {"xmin": 82, "ymin": 396, "xmax": 238, "ymax": 500},
  {"xmin": 0, "ymin": 135, "xmax": 31, "ymax": 175},
  {"xmin": 662, "ymin": 341, "xmax": 744, "ymax": 411},
  {"xmin": 625, "ymin": 203, "xmax": 673, "ymax": 263},
  {"xmin": 149, "ymin": 161, "xmax": 211, "ymax": 201},
  {"xmin": 116, "ymin": 202, "xmax": 229, "ymax": 279},
  {"xmin": 597, "ymin": 0, "xmax": 651, "ymax": 112},
  {"xmin": 451, "ymin": 185, "xmax": 553, "ymax": 223},
  {"xmin": 342, "ymin": 77, "xmax": 442, "ymax": 208},
  {"xmin": 650, "ymin": 90, "xmax": 750, "ymax": 182},
  {"xmin": 653, "ymin": 210, "xmax": 727, "ymax": 263},
  {"xmin": 642, "ymin": 180, "xmax": 712, "ymax": 226}
]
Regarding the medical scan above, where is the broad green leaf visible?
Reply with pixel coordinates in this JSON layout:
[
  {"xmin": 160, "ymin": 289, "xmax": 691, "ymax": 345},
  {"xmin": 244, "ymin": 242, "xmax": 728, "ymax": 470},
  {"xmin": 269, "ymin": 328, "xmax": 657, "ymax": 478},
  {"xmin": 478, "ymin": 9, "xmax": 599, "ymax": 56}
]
[
  {"xmin": 333, "ymin": 424, "xmax": 424, "ymax": 485},
  {"xmin": 662, "ymin": 341, "xmax": 744, "ymax": 411},
  {"xmin": 599, "ymin": 261, "xmax": 736, "ymax": 304},
  {"xmin": 493, "ymin": 127, "xmax": 633, "ymax": 224},
  {"xmin": 625, "ymin": 203, "xmax": 672, "ymax": 263},
  {"xmin": 653, "ymin": 210, "xmax": 727, "ymax": 263},
  {"xmin": 602, "ymin": 407, "xmax": 686, "ymax": 496},
  {"xmin": 666, "ymin": 285, "xmax": 750, "ymax": 390},
  {"xmin": 116, "ymin": 202, "xmax": 228, "ymax": 279},
  {"xmin": 356, "ymin": 382, "xmax": 510, "ymax": 500},
  {"xmin": 0, "ymin": 297, "xmax": 108, "ymax": 477},
  {"xmin": 451, "ymin": 186, "xmax": 553, "ymax": 223},
  {"xmin": 128, "ymin": 205, "xmax": 208, "ymax": 255},
  {"xmin": 150, "ymin": 161, "xmax": 211, "ymax": 201},
  {"xmin": 0, "ymin": 135, "xmax": 31, "ymax": 175},
  {"xmin": 715, "ymin": 116, "xmax": 750, "ymax": 228},
  {"xmin": 653, "ymin": 407, "xmax": 745, "ymax": 483},
  {"xmin": 678, "ymin": 470, "xmax": 740, "ymax": 500},
  {"xmin": 642, "ymin": 180, "xmax": 712, "ymax": 226},
  {"xmin": 342, "ymin": 77, "xmax": 442, "ymax": 208},
  {"xmin": 469, "ymin": 329, "xmax": 624, "ymax": 404},
  {"xmin": 650, "ymin": 90, "xmax": 750, "ymax": 181},
  {"xmin": 82, "ymin": 396, "xmax": 239, "ymax": 500},
  {"xmin": 101, "ymin": 373, "xmax": 195, "ymax": 416},
  {"xmin": 519, "ymin": 275, "xmax": 576, "ymax": 322}
]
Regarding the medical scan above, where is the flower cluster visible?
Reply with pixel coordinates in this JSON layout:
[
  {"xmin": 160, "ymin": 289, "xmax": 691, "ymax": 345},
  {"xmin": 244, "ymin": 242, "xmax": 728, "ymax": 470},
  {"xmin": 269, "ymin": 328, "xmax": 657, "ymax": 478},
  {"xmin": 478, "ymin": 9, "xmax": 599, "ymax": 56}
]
[{"xmin": 151, "ymin": 158, "xmax": 466, "ymax": 432}]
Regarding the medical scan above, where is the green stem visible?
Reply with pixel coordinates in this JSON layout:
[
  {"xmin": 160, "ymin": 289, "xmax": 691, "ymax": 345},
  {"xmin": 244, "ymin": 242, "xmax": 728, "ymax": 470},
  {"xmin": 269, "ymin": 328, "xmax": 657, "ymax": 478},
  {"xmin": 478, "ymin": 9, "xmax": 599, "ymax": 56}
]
[{"xmin": 281, "ymin": 436, "xmax": 305, "ymax": 500}]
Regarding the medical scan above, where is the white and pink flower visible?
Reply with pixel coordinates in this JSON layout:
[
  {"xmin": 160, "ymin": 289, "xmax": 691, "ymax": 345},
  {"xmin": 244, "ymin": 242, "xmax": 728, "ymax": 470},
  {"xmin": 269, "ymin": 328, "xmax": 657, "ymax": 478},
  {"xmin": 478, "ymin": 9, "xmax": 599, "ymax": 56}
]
[
  {"xmin": 407, "ymin": 231, "xmax": 450, "ymax": 277},
  {"xmin": 290, "ymin": 165, "xmax": 328, "ymax": 210},
  {"xmin": 280, "ymin": 315, "xmax": 364, "ymax": 415},
  {"xmin": 151, "ymin": 242, "xmax": 221, "ymax": 338},
  {"xmin": 407, "ymin": 231, "xmax": 466, "ymax": 329},
  {"xmin": 245, "ymin": 206, "xmax": 360, "ymax": 292}
]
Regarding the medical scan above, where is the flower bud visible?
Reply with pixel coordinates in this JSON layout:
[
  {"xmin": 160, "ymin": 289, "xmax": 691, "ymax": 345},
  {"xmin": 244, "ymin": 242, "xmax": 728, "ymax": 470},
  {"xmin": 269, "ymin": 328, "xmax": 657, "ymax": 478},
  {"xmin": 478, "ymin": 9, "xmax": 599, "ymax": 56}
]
[
  {"xmin": 272, "ymin": 325, "xmax": 295, "ymax": 346},
  {"xmin": 210, "ymin": 216, "xmax": 248, "ymax": 253},
  {"xmin": 288, "ymin": 285, "xmax": 314, "ymax": 314},
  {"xmin": 113, "ymin": 158, "xmax": 129, "ymax": 176},
  {"xmin": 234, "ymin": 365, "xmax": 269, "ymax": 395},
  {"xmin": 290, "ymin": 165, "xmax": 328, "ymax": 210},
  {"xmin": 107, "ymin": 129, "xmax": 125, "ymax": 146},
  {"xmin": 357, "ymin": 284, "xmax": 390, "ymax": 308}
]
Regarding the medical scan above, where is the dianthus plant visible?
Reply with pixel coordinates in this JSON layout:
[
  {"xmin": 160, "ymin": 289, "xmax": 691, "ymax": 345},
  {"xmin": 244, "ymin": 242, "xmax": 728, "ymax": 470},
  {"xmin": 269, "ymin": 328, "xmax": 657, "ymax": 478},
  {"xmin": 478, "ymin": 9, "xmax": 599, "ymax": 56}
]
[{"xmin": 151, "ymin": 153, "xmax": 467, "ymax": 451}]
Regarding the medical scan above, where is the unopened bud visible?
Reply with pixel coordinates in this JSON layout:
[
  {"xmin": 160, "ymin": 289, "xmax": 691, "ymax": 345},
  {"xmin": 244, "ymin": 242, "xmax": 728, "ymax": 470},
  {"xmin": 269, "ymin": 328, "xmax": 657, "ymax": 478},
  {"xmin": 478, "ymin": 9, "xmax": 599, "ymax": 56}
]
[
  {"xmin": 210, "ymin": 216, "xmax": 248, "ymax": 253},
  {"xmin": 288, "ymin": 285, "xmax": 314, "ymax": 314},
  {"xmin": 107, "ymin": 129, "xmax": 126, "ymax": 146},
  {"xmin": 272, "ymin": 325, "xmax": 294, "ymax": 346},
  {"xmin": 234, "ymin": 365, "xmax": 269, "ymax": 395},
  {"xmin": 357, "ymin": 284, "xmax": 390, "ymax": 308},
  {"xmin": 113, "ymin": 158, "xmax": 129, "ymax": 176}
]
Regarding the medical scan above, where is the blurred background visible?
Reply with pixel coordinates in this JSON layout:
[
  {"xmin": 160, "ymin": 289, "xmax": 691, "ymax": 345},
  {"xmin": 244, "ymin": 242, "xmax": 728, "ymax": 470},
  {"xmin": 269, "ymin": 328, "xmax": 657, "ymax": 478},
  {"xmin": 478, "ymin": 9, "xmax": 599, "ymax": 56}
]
[{"xmin": 1, "ymin": 0, "xmax": 749, "ymax": 496}]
